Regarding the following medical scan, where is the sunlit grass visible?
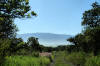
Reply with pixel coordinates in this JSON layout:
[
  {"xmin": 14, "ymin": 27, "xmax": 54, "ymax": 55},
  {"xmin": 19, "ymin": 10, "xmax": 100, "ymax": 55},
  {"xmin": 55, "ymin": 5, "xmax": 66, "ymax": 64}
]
[{"xmin": 3, "ymin": 56, "xmax": 50, "ymax": 66}]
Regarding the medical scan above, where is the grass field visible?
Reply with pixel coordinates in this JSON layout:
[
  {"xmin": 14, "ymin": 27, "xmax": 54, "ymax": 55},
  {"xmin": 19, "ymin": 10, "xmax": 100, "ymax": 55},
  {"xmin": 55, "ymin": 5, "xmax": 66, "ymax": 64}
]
[
  {"xmin": 2, "ymin": 51, "xmax": 100, "ymax": 66},
  {"xmin": 2, "ymin": 56, "xmax": 51, "ymax": 66},
  {"xmin": 50, "ymin": 51, "xmax": 73, "ymax": 66}
]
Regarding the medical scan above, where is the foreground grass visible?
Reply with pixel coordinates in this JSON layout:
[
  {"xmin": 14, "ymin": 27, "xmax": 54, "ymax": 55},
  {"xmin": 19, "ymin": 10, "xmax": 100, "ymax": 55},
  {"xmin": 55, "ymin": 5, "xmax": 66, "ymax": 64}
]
[
  {"xmin": 85, "ymin": 56, "xmax": 100, "ymax": 66},
  {"xmin": 2, "ymin": 56, "xmax": 50, "ymax": 66},
  {"xmin": 65, "ymin": 52, "xmax": 86, "ymax": 66},
  {"xmin": 3, "ymin": 51, "xmax": 100, "ymax": 66},
  {"xmin": 52, "ymin": 51, "xmax": 100, "ymax": 66},
  {"xmin": 65, "ymin": 51, "xmax": 100, "ymax": 66}
]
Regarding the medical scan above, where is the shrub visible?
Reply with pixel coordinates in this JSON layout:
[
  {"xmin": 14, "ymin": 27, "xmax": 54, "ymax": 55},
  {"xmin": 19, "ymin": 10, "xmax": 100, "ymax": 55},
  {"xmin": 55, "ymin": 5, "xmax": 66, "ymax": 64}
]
[
  {"xmin": 31, "ymin": 52, "xmax": 39, "ymax": 57},
  {"xmin": 16, "ymin": 49, "xmax": 29, "ymax": 55}
]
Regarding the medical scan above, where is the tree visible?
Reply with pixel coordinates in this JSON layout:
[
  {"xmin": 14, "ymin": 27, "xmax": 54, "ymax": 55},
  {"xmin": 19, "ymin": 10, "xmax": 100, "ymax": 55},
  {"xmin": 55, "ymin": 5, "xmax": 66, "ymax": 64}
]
[
  {"xmin": 27, "ymin": 37, "xmax": 40, "ymax": 51},
  {"xmin": 67, "ymin": 2, "xmax": 100, "ymax": 55},
  {"xmin": 84, "ymin": 26, "xmax": 100, "ymax": 55},
  {"xmin": 82, "ymin": 2, "xmax": 100, "ymax": 55},
  {"xmin": 0, "ymin": 0, "xmax": 37, "ymax": 18},
  {"xmin": 0, "ymin": 18, "xmax": 17, "ymax": 38},
  {"xmin": 66, "ymin": 45, "xmax": 76, "ymax": 53},
  {"xmin": 82, "ymin": 2, "xmax": 100, "ymax": 28},
  {"xmin": 0, "ymin": 0, "xmax": 37, "ymax": 38},
  {"xmin": 9, "ymin": 38, "xmax": 25, "ymax": 54},
  {"xmin": 67, "ymin": 34, "xmax": 86, "ymax": 52},
  {"xmin": 0, "ymin": 0, "xmax": 37, "ymax": 64}
]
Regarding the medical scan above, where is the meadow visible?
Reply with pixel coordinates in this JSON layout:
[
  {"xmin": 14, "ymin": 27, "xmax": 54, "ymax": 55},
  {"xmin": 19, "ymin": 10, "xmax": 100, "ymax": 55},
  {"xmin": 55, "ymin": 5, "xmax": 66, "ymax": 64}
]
[
  {"xmin": 50, "ymin": 51, "xmax": 100, "ymax": 66},
  {"xmin": 2, "ymin": 56, "xmax": 51, "ymax": 66}
]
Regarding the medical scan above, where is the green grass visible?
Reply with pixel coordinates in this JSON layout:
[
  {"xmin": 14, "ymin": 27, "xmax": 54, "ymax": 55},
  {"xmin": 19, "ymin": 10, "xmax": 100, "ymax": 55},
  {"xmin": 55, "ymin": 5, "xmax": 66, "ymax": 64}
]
[
  {"xmin": 53, "ymin": 51, "xmax": 71, "ymax": 66},
  {"xmin": 3, "ymin": 51, "xmax": 100, "ymax": 66},
  {"xmin": 65, "ymin": 51, "xmax": 100, "ymax": 66},
  {"xmin": 2, "ymin": 56, "xmax": 50, "ymax": 66},
  {"xmin": 65, "ymin": 52, "xmax": 86, "ymax": 66},
  {"xmin": 85, "ymin": 56, "xmax": 100, "ymax": 66}
]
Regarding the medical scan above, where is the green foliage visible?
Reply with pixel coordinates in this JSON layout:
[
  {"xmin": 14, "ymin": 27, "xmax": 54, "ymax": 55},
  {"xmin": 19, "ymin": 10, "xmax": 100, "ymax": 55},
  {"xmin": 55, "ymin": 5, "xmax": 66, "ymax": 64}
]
[
  {"xmin": 26, "ymin": 37, "xmax": 54, "ymax": 52},
  {"xmin": 16, "ymin": 49, "xmax": 29, "ymax": 55},
  {"xmin": 54, "ymin": 45, "xmax": 67, "ymax": 51},
  {"xmin": 53, "ymin": 51, "xmax": 72, "ymax": 66},
  {"xmin": 66, "ymin": 52, "xmax": 86, "ymax": 66},
  {"xmin": 0, "ymin": 0, "xmax": 38, "ymax": 65},
  {"xmin": 0, "ymin": 0, "xmax": 37, "ymax": 18},
  {"xmin": 51, "ymin": 54, "xmax": 54, "ymax": 61},
  {"xmin": 67, "ymin": 2, "xmax": 100, "ymax": 55},
  {"xmin": 8, "ymin": 38, "xmax": 26, "ymax": 55},
  {"xmin": 31, "ymin": 52, "xmax": 39, "ymax": 57},
  {"xmin": 27, "ymin": 37, "xmax": 40, "ymax": 51},
  {"xmin": 66, "ymin": 45, "xmax": 77, "ymax": 53},
  {"xmin": 84, "ymin": 26, "xmax": 100, "ymax": 55},
  {"xmin": 0, "ymin": 0, "xmax": 37, "ymax": 38},
  {"xmin": 0, "ymin": 39, "xmax": 11, "ymax": 64},
  {"xmin": 82, "ymin": 2, "xmax": 100, "ymax": 54},
  {"xmin": 82, "ymin": 2, "xmax": 100, "ymax": 28},
  {"xmin": 31, "ymin": 11, "xmax": 37, "ymax": 16},
  {"xmin": 0, "ymin": 17, "xmax": 18, "ymax": 38},
  {"xmin": 0, "ymin": 0, "xmax": 37, "ymax": 63},
  {"xmin": 3, "ymin": 56, "xmax": 50, "ymax": 66},
  {"xmin": 85, "ymin": 56, "xmax": 100, "ymax": 66}
]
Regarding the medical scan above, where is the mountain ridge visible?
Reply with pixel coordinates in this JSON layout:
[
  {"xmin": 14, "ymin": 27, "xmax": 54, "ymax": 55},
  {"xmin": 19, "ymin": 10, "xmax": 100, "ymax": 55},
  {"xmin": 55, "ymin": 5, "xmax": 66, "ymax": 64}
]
[{"xmin": 16, "ymin": 33, "xmax": 72, "ymax": 47}]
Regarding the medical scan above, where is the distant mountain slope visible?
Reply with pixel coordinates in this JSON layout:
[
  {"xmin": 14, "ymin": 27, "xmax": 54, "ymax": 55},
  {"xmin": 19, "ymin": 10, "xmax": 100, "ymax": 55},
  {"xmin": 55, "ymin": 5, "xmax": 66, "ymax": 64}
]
[{"xmin": 16, "ymin": 33, "xmax": 72, "ymax": 47}]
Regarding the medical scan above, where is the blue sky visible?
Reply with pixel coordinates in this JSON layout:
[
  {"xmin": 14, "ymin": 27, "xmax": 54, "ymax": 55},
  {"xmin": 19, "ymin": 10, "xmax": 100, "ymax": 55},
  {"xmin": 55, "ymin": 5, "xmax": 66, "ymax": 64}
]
[{"xmin": 15, "ymin": 0, "xmax": 100, "ymax": 35}]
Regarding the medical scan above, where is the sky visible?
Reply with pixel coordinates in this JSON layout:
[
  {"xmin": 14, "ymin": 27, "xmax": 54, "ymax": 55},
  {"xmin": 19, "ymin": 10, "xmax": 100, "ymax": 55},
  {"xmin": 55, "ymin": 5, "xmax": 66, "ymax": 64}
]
[{"xmin": 15, "ymin": 0, "xmax": 100, "ymax": 35}]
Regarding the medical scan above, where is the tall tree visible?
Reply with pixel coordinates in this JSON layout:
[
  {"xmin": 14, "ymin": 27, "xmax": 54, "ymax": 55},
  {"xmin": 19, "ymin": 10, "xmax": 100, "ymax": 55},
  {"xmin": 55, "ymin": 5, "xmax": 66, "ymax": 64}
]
[
  {"xmin": 0, "ymin": 0, "xmax": 37, "ymax": 18},
  {"xmin": 82, "ymin": 2, "xmax": 100, "ymax": 28},
  {"xmin": 0, "ymin": 0, "xmax": 37, "ymax": 38},
  {"xmin": 0, "ymin": 0, "xmax": 37, "ymax": 64},
  {"xmin": 0, "ymin": 18, "xmax": 17, "ymax": 38},
  {"xmin": 67, "ymin": 2, "xmax": 100, "ymax": 55},
  {"xmin": 82, "ymin": 2, "xmax": 100, "ymax": 55}
]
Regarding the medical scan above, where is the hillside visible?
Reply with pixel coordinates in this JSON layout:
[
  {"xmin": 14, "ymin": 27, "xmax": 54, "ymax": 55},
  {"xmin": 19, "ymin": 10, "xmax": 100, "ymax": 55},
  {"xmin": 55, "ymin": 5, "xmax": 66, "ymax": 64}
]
[{"xmin": 17, "ymin": 33, "xmax": 72, "ymax": 47}]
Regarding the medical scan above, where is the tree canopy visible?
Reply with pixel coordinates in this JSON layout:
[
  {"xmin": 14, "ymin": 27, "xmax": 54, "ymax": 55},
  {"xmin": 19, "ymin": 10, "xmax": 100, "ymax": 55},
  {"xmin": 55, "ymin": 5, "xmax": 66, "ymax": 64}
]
[
  {"xmin": 67, "ymin": 2, "xmax": 100, "ymax": 55},
  {"xmin": 0, "ymin": 0, "xmax": 37, "ymax": 64},
  {"xmin": 0, "ymin": 0, "xmax": 37, "ymax": 38},
  {"xmin": 0, "ymin": 0, "xmax": 37, "ymax": 18},
  {"xmin": 82, "ymin": 2, "xmax": 100, "ymax": 28}
]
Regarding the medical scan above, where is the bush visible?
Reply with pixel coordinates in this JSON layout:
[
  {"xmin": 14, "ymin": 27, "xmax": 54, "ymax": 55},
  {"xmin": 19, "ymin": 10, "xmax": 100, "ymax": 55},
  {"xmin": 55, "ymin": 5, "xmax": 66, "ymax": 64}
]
[
  {"xmin": 31, "ymin": 52, "xmax": 39, "ymax": 57},
  {"xmin": 85, "ymin": 56, "xmax": 100, "ymax": 66},
  {"xmin": 16, "ymin": 49, "xmax": 29, "ymax": 55}
]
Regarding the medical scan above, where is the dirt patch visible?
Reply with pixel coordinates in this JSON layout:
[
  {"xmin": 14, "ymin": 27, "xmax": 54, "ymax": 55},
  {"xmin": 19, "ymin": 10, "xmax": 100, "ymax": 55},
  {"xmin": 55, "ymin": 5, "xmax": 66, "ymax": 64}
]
[{"xmin": 39, "ymin": 52, "xmax": 52, "ymax": 57}]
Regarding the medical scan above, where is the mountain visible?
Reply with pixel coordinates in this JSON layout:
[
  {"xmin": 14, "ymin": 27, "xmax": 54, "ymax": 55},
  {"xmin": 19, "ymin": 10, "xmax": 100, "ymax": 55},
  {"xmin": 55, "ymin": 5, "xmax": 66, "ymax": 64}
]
[{"xmin": 16, "ymin": 33, "xmax": 72, "ymax": 47}]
